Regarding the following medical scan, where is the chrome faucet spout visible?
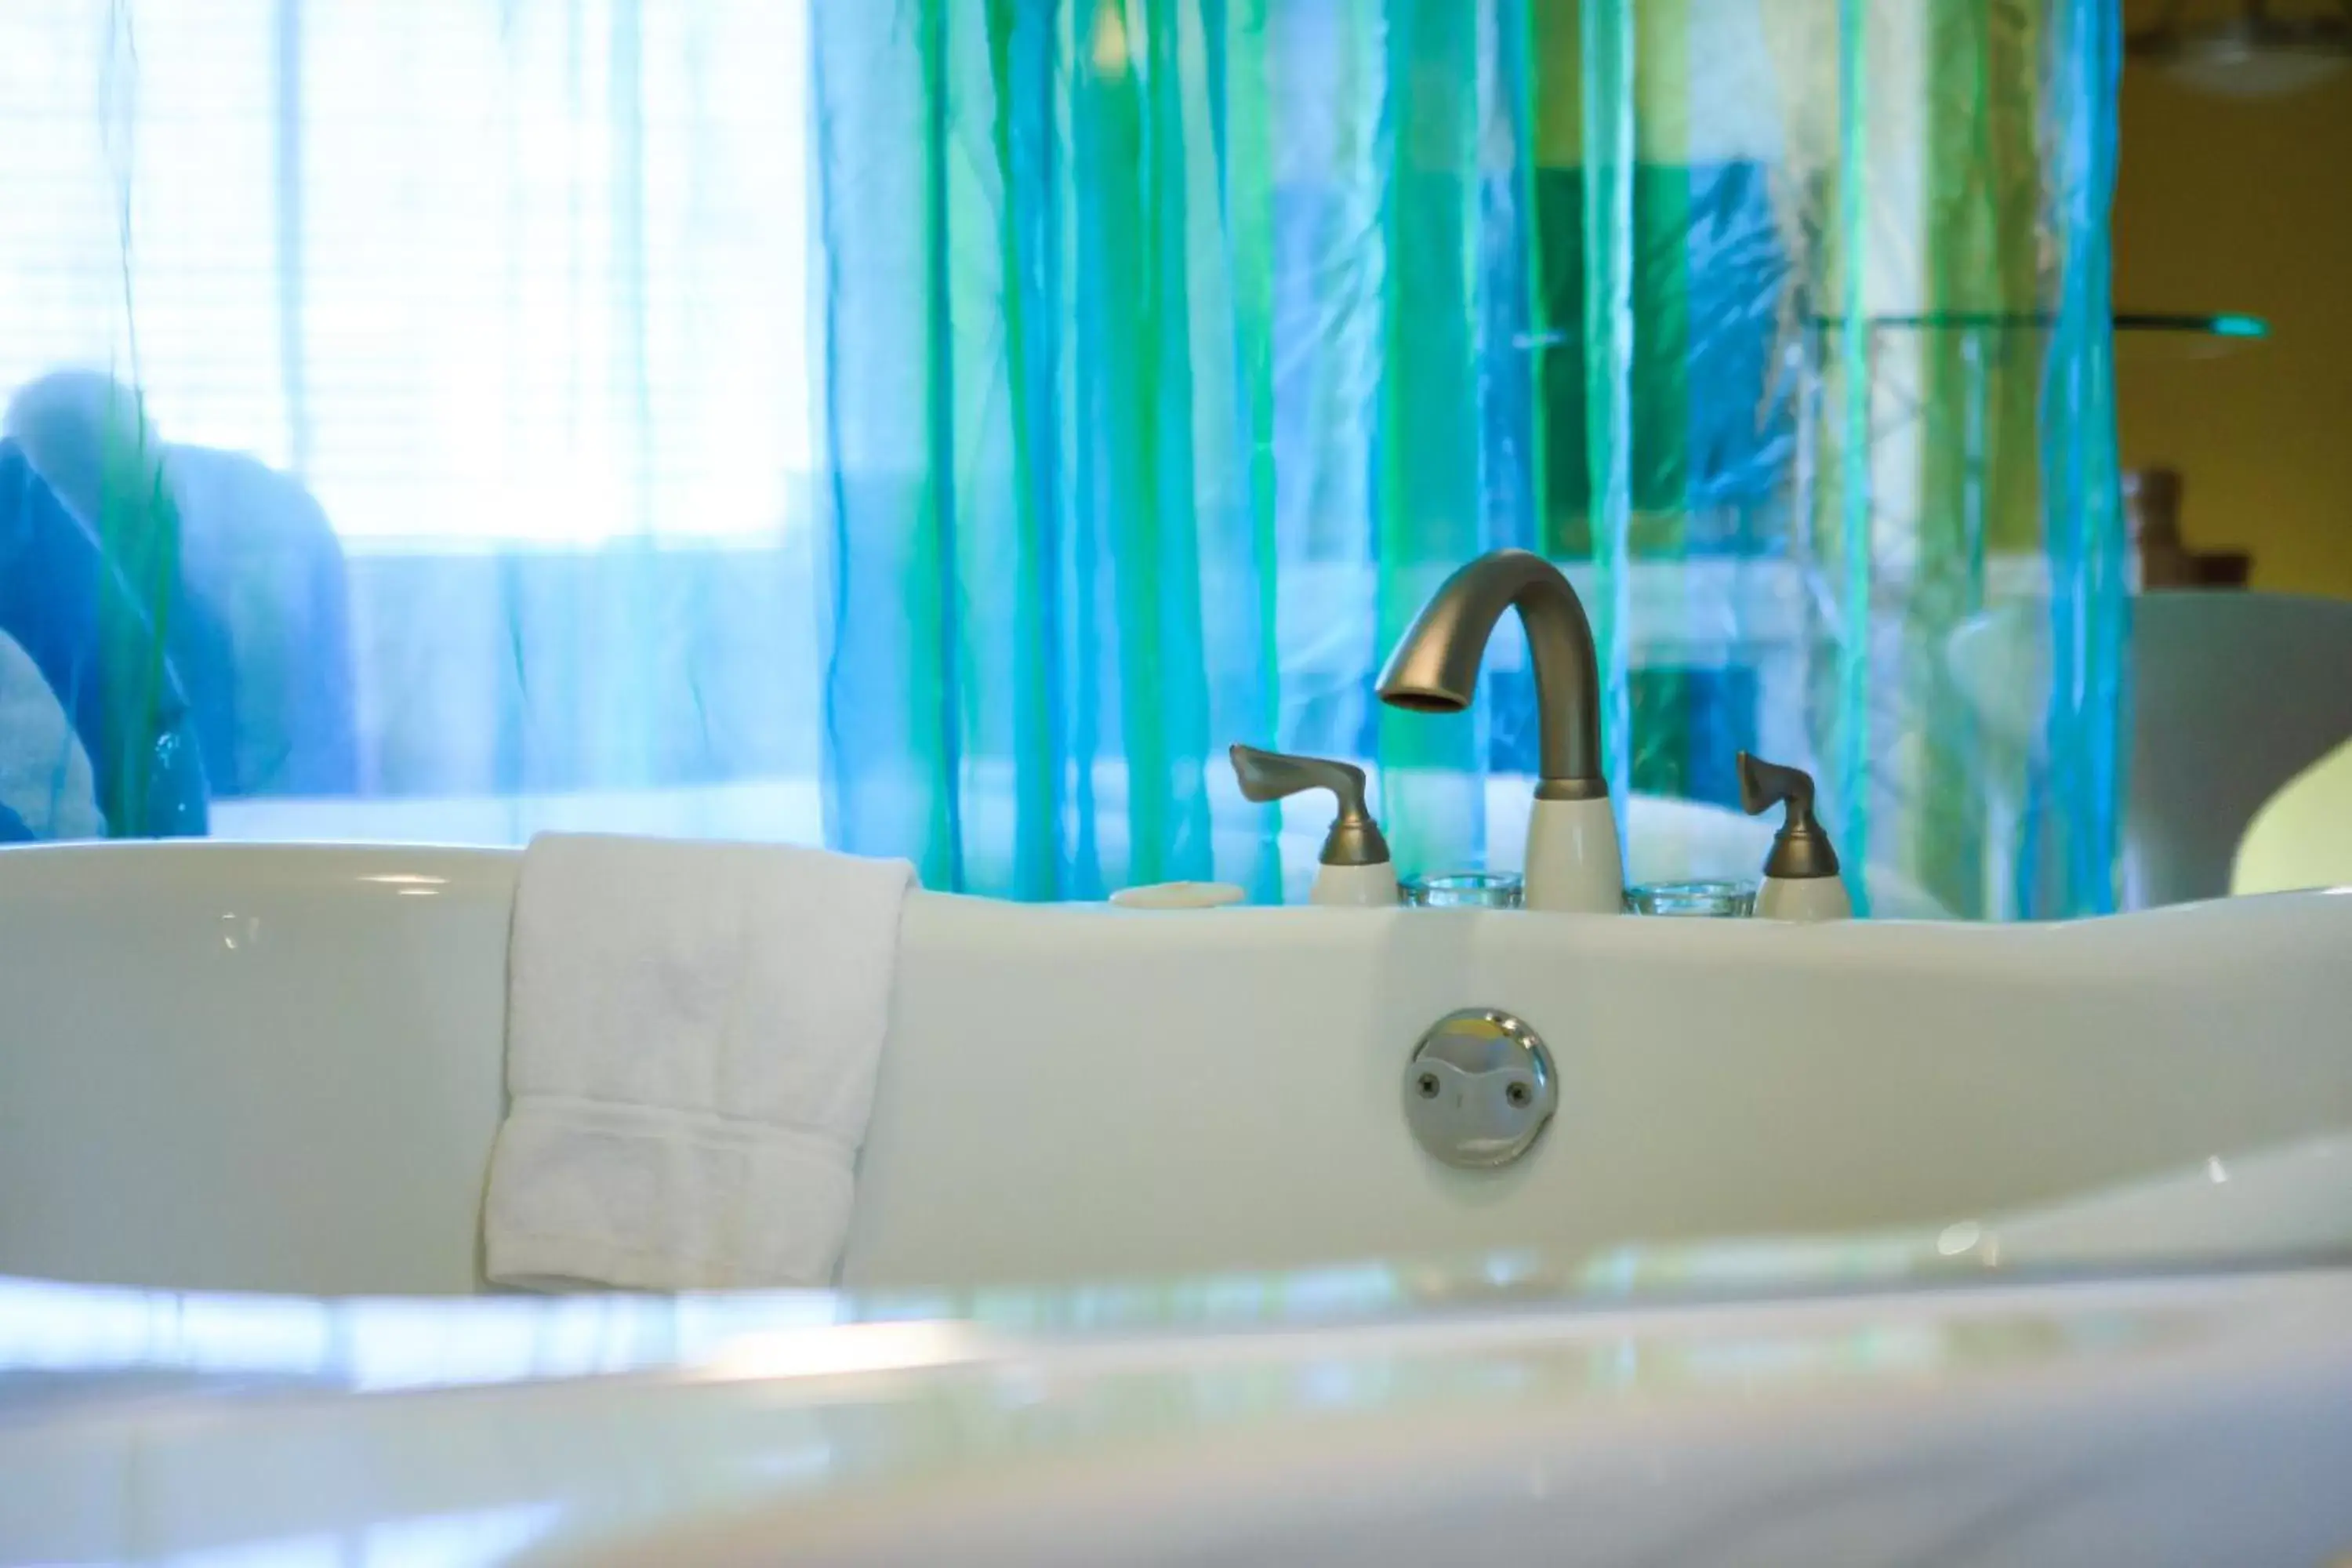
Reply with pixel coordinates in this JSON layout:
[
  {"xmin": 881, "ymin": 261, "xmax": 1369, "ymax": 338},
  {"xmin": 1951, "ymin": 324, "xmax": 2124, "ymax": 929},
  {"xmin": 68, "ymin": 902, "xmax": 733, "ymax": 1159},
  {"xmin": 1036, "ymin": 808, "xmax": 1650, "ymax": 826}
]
[
  {"xmin": 1377, "ymin": 548, "xmax": 1623, "ymax": 913},
  {"xmin": 1374, "ymin": 548, "xmax": 1606, "ymax": 799}
]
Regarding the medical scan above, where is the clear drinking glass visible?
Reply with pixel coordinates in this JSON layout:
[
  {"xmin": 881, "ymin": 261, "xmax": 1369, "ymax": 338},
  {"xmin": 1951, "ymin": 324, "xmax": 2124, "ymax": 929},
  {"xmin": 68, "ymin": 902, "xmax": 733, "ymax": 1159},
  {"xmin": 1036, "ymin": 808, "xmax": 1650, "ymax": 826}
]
[
  {"xmin": 1624, "ymin": 879, "xmax": 1757, "ymax": 917},
  {"xmin": 1402, "ymin": 871, "xmax": 1525, "ymax": 909}
]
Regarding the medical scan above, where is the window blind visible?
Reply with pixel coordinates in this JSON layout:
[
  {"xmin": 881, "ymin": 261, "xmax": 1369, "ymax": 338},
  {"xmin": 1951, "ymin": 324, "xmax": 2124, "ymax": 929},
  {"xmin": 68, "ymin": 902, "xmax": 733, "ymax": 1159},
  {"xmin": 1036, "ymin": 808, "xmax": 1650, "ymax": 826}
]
[{"xmin": 0, "ymin": 0, "xmax": 813, "ymax": 544}]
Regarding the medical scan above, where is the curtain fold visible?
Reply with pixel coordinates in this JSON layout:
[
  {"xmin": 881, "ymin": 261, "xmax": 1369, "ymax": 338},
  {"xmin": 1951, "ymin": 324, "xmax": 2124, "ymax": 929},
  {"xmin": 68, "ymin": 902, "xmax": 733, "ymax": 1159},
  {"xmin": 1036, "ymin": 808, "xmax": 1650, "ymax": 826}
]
[
  {"xmin": 2035, "ymin": 0, "xmax": 2130, "ymax": 917},
  {"xmin": 816, "ymin": 0, "xmax": 1278, "ymax": 897}
]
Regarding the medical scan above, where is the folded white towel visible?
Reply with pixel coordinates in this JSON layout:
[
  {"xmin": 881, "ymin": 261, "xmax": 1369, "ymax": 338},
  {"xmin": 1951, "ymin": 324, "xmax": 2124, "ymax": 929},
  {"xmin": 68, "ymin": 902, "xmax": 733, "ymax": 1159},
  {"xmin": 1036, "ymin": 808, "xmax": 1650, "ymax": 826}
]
[{"xmin": 484, "ymin": 833, "xmax": 914, "ymax": 1290}]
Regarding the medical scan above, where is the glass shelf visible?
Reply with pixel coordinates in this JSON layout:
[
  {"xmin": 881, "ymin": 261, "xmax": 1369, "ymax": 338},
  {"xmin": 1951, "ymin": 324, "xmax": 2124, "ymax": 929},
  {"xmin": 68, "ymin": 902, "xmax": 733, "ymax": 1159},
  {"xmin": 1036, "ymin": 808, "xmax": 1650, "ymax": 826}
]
[{"xmin": 1806, "ymin": 311, "xmax": 2269, "ymax": 363}]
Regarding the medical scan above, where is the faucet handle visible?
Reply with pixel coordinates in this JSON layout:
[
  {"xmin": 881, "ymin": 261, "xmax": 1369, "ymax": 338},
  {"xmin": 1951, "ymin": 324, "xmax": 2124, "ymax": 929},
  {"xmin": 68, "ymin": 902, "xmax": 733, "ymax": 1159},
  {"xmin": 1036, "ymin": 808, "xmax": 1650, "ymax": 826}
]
[
  {"xmin": 1735, "ymin": 751, "xmax": 1841, "ymax": 880},
  {"xmin": 1229, "ymin": 744, "xmax": 1390, "ymax": 867}
]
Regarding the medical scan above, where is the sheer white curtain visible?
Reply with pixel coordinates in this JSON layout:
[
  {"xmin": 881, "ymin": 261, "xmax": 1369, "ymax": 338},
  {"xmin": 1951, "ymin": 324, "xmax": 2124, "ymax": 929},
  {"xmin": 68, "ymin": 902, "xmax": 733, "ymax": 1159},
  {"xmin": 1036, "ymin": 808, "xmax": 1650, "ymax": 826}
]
[{"xmin": 0, "ymin": 0, "xmax": 826, "ymax": 841}]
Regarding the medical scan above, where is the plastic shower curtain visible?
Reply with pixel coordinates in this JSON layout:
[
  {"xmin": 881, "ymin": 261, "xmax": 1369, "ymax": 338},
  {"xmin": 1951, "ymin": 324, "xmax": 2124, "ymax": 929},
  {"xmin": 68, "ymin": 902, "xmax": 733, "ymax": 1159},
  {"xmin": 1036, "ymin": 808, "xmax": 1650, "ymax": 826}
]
[
  {"xmin": 0, "ymin": 2, "xmax": 2122, "ymax": 915},
  {"xmin": 811, "ymin": 0, "xmax": 2125, "ymax": 914}
]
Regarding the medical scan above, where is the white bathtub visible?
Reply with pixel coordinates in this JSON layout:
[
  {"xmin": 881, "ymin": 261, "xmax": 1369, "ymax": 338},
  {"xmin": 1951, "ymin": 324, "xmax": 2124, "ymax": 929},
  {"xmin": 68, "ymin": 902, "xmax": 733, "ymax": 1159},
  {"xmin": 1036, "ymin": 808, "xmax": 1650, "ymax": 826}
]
[{"xmin": 2, "ymin": 841, "xmax": 2347, "ymax": 1297}]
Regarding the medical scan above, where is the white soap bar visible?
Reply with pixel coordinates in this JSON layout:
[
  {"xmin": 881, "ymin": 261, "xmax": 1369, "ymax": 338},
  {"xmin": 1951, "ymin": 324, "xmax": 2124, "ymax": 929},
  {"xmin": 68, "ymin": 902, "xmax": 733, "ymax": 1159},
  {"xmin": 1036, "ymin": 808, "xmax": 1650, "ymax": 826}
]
[{"xmin": 1109, "ymin": 880, "xmax": 1247, "ymax": 910}]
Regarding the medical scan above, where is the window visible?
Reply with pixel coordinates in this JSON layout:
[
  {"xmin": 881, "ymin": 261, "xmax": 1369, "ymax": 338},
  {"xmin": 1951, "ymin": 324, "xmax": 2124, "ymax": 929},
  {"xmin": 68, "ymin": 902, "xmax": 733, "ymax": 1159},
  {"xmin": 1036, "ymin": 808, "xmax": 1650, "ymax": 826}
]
[{"xmin": 0, "ymin": 1, "xmax": 813, "ymax": 545}]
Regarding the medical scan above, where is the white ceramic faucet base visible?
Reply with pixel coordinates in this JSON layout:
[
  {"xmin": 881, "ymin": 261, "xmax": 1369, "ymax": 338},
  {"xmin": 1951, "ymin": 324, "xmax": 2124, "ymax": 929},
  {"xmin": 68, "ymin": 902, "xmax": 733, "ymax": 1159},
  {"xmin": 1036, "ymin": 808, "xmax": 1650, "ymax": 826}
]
[
  {"xmin": 1311, "ymin": 860, "xmax": 1402, "ymax": 906},
  {"xmin": 1524, "ymin": 795, "xmax": 1625, "ymax": 913}
]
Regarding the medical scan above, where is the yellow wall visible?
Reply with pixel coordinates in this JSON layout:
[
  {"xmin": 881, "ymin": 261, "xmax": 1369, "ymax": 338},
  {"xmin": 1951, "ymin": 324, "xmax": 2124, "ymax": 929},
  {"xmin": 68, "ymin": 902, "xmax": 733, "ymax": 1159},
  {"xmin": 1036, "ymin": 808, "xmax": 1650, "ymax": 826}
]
[{"xmin": 2112, "ymin": 46, "xmax": 2352, "ymax": 597}]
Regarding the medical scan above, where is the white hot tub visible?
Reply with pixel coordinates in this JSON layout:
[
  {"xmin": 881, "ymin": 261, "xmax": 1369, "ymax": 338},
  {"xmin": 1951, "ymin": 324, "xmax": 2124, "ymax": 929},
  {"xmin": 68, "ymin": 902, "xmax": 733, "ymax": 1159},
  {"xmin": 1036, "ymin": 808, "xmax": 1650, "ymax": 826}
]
[{"xmin": 1, "ymin": 841, "xmax": 2347, "ymax": 1296}]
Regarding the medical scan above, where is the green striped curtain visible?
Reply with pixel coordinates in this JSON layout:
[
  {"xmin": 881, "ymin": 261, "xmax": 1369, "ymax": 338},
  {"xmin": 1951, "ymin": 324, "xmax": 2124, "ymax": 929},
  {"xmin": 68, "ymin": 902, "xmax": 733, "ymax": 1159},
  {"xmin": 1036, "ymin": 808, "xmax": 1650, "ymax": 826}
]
[{"xmin": 812, "ymin": 0, "xmax": 2125, "ymax": 916}]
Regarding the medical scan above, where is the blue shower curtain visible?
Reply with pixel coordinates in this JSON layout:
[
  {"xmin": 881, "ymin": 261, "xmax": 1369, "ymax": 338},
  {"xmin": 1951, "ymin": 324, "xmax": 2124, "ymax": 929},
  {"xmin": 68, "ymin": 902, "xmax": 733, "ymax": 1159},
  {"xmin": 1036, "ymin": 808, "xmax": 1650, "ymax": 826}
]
[
  {"xmin": 810, "ymin": 0, "xmax": 2129, "ymax": 914},
  {"xmin": 0, "ymin": 0, "xmax": 2125, "ymax": 917}
]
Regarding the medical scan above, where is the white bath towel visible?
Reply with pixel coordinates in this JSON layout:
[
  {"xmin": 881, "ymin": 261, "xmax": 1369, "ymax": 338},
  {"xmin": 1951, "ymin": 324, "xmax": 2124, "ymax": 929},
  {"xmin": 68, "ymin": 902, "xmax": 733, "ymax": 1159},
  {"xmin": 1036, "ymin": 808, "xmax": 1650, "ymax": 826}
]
[{"xmin": 484, "ymin": 833, "xmax": 914, "ymax": 1290}]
